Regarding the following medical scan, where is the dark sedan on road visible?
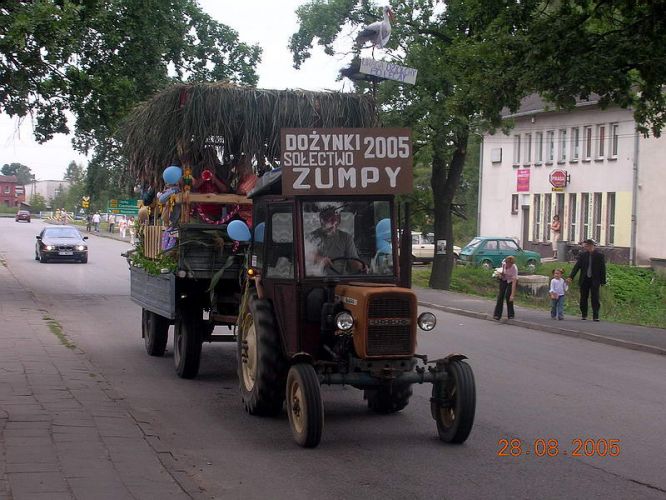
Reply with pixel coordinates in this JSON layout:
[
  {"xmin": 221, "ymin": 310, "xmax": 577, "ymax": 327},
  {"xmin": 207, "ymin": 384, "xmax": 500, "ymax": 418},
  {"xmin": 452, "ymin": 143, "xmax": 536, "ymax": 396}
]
[
  {"xmin": 35, "ymin": 226, "xmax": 88, "ymax": 263},
  {"xmin": 15, "ymin": 210, "xmax": 31, "ymax": 222}
]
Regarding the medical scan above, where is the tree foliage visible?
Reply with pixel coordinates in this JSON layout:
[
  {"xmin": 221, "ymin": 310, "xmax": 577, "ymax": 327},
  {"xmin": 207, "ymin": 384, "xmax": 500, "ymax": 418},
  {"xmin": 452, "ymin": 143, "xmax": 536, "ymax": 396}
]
[
  {"xmin": 1, "ymin": 0, "xmax": 262, "ymax": 202},
  {"xmin": 2, "ymin": 162, "xmax": 34, "ymax": 185}
]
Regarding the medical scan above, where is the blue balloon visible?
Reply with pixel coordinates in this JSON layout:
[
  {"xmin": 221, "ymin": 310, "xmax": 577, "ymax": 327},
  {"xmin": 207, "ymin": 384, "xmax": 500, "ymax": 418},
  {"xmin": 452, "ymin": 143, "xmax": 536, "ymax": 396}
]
[
  {"xmin": 162, "ymin": 165, "xmax": 182, "ymax": 185},
  {"xmin": 227, "ymin": 220, "xmax": 251, "ymax": 242}
]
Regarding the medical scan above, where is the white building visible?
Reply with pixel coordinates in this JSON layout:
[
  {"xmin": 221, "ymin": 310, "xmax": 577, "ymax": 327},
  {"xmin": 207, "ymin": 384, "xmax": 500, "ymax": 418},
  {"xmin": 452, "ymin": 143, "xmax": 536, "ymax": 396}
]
[
  {"xmin": 24, "ymin": 180, "xmax": 71, "ymax": 203},
  {"xmin": 479, "ymin": 95, "xmax": 665, "ymax": 265}
]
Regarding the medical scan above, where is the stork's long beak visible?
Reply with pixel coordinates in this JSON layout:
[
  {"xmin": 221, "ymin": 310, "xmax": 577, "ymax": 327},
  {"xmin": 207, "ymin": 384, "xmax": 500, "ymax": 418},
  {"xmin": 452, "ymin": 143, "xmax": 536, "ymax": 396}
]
[{"xmin": 388, "ymin": 8, "xmax": 396, "ymax": 23}]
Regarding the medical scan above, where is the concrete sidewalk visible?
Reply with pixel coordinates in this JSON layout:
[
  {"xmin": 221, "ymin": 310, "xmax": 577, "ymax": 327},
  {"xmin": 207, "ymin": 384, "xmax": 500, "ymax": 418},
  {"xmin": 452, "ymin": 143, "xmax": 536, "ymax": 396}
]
[
  {"xmin": 0, "ymin": 260, "xmax": 193, "ymax": 500},
  {"xmin": 415, "ymin": 287, "xmax": 666, "ymax": 356}
]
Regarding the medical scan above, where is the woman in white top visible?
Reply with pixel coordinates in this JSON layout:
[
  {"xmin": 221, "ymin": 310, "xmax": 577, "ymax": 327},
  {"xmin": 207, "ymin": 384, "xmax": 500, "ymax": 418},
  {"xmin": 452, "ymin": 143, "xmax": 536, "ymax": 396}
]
[{"xmin": 493, "ymin": 255, "xmax": 518, "ymax": 320}]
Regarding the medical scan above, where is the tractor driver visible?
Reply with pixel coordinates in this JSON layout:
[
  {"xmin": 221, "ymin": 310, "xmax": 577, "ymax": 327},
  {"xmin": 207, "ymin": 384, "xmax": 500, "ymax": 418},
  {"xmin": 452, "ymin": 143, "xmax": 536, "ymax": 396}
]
[{"xmin": 308, "ymin": 206, "xmax": 367, "ymax": 275}]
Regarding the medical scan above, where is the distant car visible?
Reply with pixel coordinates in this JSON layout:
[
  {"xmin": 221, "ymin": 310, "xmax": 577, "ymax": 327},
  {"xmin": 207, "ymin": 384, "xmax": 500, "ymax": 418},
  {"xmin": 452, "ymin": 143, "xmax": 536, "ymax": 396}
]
[
  {"xmin": 459, "ymin": 236, "xmax": 541, "ymax": 273},
  {"xmin": 15, "ymin": 210, "xmax": 31, "ymax": 223},
  {"xmin": 35, "ymin": 225, "xmax": 88, "ymax": 263},
  {"xmin": 411, "ymin": 233, "xmax": 461, "ymax": 264}
]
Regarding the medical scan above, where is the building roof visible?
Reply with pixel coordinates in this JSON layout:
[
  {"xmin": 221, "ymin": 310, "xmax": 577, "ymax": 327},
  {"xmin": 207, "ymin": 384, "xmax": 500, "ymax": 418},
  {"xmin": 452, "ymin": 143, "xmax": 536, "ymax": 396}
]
[
  {"xmin": 502, "ymin": 93, "xmax": 602, "ymax": 119},
  {"xmin": 0, "ymin": 175, "xmax": 18, "ymax": 183}
]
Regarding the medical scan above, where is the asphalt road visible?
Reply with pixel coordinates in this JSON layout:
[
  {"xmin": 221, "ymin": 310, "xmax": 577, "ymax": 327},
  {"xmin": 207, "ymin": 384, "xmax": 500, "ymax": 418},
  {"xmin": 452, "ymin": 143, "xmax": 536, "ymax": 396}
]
[{"xmin": 2, "ymin": 218, "xmax": 665, "ymax": 500}]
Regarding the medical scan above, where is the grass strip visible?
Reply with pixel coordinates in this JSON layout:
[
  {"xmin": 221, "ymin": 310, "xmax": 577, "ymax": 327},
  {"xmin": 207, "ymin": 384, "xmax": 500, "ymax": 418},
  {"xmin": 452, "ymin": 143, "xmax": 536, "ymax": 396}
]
[{"xmin": 43, "ymin": 315, "xmax": 76, "ymax": 349}]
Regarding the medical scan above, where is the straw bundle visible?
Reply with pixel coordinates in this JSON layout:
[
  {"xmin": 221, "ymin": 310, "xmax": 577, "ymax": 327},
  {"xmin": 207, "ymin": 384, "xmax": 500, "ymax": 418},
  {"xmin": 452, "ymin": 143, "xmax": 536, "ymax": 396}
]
[{"xmin": 122, "ymin": 82, "xmax": 377, "ymax": 185}]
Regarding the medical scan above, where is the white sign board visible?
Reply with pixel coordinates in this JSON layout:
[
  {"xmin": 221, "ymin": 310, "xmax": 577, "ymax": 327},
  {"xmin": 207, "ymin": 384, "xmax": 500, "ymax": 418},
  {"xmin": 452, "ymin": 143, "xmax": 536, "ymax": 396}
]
[{"xmin": 359, "ymin": 59, "xmax": 418, "ymax": 85}]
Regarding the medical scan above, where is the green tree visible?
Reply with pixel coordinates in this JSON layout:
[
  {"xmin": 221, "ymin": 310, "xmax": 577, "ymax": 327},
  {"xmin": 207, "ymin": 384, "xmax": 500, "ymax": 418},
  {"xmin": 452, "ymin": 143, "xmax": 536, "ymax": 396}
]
[
  {"xmin": 512, "ymin": 0, "xmax": 666, "ymax": 136},
  {"xmin": 29, "ymin": 193, "xmax": 47, "ymax": 212},
  {"xmin": 1, "ymin": 162, "xmax": 34, "ymax": 185},
  {"xmin": 1, "ymin": 0, "xmax": 261, "ymax": 201},
  {"xmin": 64, "ymin": 161, "xmax": 85, "ymax": 184}
]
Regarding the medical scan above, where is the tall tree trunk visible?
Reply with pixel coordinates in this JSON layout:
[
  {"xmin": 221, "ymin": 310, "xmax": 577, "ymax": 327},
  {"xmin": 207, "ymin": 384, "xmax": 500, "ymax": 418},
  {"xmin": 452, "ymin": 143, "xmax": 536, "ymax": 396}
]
[{"xmin": 429, "ymin": 127, "xmax": 469, "ymax": 290}]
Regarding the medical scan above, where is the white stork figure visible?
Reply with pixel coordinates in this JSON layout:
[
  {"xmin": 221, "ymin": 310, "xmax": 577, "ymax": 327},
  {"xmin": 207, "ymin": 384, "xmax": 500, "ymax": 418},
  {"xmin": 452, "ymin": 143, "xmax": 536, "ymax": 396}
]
[{"xmin": 355, "ymin": 6, "xmax": 395, "ymax": 49}]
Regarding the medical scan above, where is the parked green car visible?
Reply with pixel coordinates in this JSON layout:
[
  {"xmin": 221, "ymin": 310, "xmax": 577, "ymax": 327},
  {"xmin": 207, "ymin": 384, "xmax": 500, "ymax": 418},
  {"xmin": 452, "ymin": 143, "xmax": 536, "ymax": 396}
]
[{"xmin": 459, "ymin": 236, "xmax": 541, "ymax": 274}]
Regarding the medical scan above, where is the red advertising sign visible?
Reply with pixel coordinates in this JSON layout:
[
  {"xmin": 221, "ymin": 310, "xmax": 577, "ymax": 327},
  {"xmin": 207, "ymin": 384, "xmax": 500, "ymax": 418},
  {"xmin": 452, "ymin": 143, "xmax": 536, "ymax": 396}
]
[
  {"xmin": 280, "ymin": 128, "xmax": 413, "ymax": 196},
  {"xmin": 516, "ymin": 169, "xmax": 530, "ymax": 192},
  {"xmin": 549, "ymin": 169, "xmax": 568, "ymax": 188}
]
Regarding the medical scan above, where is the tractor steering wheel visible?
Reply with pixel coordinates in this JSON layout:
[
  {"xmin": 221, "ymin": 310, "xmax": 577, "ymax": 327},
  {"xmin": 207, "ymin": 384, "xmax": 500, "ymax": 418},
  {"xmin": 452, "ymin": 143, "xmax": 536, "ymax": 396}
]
[{"xmin": 328, "ymin": 257, "xmax": 368, "ymax": 275}]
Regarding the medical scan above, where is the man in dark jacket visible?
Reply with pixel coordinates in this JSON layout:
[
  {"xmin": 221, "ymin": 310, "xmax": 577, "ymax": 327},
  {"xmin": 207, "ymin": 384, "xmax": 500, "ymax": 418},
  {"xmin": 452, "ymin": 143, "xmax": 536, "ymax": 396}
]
[{"xmin": 567, "ymin": 239, "xmax": 606, "ymax": 321}]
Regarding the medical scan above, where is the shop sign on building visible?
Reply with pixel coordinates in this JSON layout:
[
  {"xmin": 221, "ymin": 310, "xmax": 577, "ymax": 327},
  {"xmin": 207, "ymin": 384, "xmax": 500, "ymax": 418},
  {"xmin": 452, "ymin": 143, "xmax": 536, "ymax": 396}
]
[
  {"xmin": 516, "ymin": 169, "xmax": 530, "ymax": 192},
  {"xmin": 549, "ymin": 169, "xmax": 568, "ymax": 191}
]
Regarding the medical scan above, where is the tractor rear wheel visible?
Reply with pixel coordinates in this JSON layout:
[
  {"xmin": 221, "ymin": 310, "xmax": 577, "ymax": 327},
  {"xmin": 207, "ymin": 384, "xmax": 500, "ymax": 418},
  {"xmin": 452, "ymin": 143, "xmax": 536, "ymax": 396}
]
[
  {"xmin": 286, "ymin": 363, "xmax": 323, "ymax": 448},
  {"xmin": 237, "ymin": 295, "xmax": 287, "ymax": 416},
  {"xmin": 365, "ymin": 384, "xmax": 413, "ymax": 414},
  {"xmin": 432, "ymin": 359, "xmax": 476, "ymax": 443}
]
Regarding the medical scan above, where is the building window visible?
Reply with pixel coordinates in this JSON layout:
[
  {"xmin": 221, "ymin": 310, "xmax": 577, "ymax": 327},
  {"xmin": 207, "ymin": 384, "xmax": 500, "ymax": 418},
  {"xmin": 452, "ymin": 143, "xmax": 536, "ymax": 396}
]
[
  {"xmin": 525, "ymin": 133, "xmax": 532, "ymax": 164},
  {"xmin": 556, "ymin": 192, "xmax": 564, "ymax": 221},
  {"xmin": 606, "ymin": 192, "xmax": 616, "ymax": 245},
  {"xmin": 571, "ymin": 127, "xmax": 580, "ymax": 161},
  {"xmin": 543, "ymin": 194, "xmax": 552, "ymax": 241},
  {"xmin": 511, "ymin": 194, "xmax": 519, "ymax": 214},
  {"xmin": 535, "ymin": 132, "xmax": 543, "ymax": 164},
  {"xmin": 533, "ymin": 194, "xmax": 542, "ymax": 241},
  {"xmin": 584, "ymin": 126, "xmax": 593, "ymax": 160},
  {"xmin": 596, "ymin": 125, "xmax": 606, "ymax": 158},
  {"xmin": 3, "ymin": 186, "xmax": 10, "ymax": 194},
  {"xmin": 513, "ymin": 135, "xmax": 521, "ymax": 165},
  {"xmin": 546, "ymin": 131, "xmax": 555, "ymax": 163},
  {"xmin": 593, "ymin": 192, "xmax": 602, "ymax": 242},
  {"xmin": 581, "ymin": 193, "xmax": 590, "ymax": 241},
  {"xmin": 568, "ymin": 194, "xmax": 577, "ymax": 242},
  {"xmin": 611, "ymin": 123, "xmax": 619, "ymax": 157},
  {"xmin": 558, "ymin": 129, "xmax": 567, "ymax": 162}
]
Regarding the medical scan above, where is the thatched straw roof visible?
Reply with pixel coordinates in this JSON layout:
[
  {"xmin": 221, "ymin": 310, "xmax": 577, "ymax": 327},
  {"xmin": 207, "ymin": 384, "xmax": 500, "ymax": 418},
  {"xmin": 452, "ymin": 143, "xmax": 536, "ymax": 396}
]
[{"xmin": 121, "ymin": 82, "xmax": 377, "ymax": 185}]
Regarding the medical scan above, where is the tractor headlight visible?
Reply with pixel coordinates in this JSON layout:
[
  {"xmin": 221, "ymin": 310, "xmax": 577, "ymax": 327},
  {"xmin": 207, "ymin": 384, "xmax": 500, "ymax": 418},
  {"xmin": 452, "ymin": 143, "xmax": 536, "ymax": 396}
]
[
  {"xmin": 417, "ymin": 312, "xmax": 437, "ymax": 331},
  {"xmin": 335, "ymin": 311, "xmax": 354, "ymax": 332}
]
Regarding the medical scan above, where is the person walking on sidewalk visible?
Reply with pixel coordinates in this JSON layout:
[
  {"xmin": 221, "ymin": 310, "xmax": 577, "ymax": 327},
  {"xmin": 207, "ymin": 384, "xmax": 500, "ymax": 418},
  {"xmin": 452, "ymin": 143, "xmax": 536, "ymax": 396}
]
[
  {"xmin": 92, "ymin": 212, "xmax": 101, "ymax": 232},
  {"xmin": 567, "ymin": 239, "xmax": 606, "ymax": 321},
  {"xmin": 549, "ymin": 268, "xmax": 568, "ymax": 320},
  {"xmin": 493, "ymin": 255, "xmax": 518, "ymax": 320},
  {"xmin": 108, "ymin": 213, "xmax": 116, "ymax": 233}
]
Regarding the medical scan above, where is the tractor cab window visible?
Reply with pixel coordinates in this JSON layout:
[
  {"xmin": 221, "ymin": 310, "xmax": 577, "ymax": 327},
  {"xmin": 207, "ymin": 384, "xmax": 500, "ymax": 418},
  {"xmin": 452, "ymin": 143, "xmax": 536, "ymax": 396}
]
[
  {"xmin": 302, "ymin": 200, "xmax": 394, "ymax": 277},
  {"xmin": 265, "ymin": 205, "xmax": 295, "ymax": 279}
]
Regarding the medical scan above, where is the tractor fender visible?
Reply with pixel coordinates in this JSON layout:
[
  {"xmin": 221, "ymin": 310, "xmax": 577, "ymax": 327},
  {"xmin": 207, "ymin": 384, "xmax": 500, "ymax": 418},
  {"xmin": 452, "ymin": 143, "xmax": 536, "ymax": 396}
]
[{"xmin": 291, "ymin": 352, "xmax": 315, "ymax": 365}]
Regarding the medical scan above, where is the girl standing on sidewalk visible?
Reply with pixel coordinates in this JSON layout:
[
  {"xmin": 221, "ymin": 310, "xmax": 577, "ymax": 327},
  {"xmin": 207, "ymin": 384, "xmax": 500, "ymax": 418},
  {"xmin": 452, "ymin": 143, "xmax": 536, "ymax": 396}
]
[
  {"xmin": 549, "ymin": 268, "xmax": 568, "ymax": 320},
  {"xmin": 493, "ymin": 255, "xmax": 518, "ymax": 320}
]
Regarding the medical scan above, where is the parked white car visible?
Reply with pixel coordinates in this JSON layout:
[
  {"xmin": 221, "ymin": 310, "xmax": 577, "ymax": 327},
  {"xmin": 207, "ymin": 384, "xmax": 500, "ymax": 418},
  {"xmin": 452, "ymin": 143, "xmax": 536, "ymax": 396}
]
[{"xmin": 411, "ymin": 233, "xmax": 461, "ymax": 264}]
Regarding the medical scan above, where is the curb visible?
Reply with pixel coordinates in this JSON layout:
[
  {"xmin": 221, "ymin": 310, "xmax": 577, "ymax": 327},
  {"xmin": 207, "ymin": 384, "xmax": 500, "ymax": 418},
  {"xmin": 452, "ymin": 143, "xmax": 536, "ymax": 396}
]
[{"xmin": 418, "ymin": 300, "xmax": 666, "ymax": 357}]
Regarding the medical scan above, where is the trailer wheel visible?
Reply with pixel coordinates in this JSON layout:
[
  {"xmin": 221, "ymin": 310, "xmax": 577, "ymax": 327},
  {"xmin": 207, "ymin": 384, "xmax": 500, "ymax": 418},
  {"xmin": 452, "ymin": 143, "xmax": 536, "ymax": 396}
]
[
  {"xmin": 432, "ymin": 360, "xmax": 476, "ymax": 444},
  {"xmin": 237, "ymin": 296, "xmax": 287, "ymax": 416},
  {"xmin": 142, "ymin": 309, "xmax": 169, "ymax": 357},
  {"xmin": 173, "ymin": 308, "xmax": 202, "ymax": 379},
  {"xmin": 365, "ymin": 384, "xmax": 413, "ymax": 414},
  {"xmin": 286, "ymin": 363, "xmax": 323, "ymax": 448}
]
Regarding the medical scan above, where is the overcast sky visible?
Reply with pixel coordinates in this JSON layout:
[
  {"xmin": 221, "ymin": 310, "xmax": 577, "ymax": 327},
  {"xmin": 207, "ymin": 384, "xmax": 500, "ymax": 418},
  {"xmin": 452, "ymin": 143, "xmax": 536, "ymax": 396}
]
[{"xmin": 0, "ymin": 0, "xmax": 362, "ymax": 181}]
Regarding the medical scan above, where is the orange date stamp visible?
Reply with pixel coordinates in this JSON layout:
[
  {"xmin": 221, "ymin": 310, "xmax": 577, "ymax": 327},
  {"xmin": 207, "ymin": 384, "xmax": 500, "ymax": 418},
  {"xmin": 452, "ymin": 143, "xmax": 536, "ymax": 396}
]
[{"xmin": 498, "ymin": 438, "xmax": 621, "ymax": 457}]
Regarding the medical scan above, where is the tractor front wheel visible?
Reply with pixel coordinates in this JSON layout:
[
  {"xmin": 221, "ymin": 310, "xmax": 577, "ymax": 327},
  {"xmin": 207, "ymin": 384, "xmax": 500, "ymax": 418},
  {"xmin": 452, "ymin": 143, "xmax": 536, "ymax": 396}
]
[
  {"xmin": 286, "ymin": 363, "xmax": 324, "ymax": 448},
  {"xmin": 142, "ymin": 309, "xmax": 169, "ymax": 357},
  {"xmin": 432, "ymin": 359, "xmax": 476, "ymax": 444}
]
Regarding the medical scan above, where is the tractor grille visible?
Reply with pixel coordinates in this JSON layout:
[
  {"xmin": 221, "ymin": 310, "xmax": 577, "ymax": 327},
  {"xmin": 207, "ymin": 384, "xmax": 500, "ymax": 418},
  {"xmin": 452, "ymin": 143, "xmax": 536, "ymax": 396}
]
[
  {"xmin": 368, "ymin": 296, "xmax": 411, "ymax": 318},
  {"xmin": 366, "ymin": 295, "xmax": 413, "ymax": 356}
]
